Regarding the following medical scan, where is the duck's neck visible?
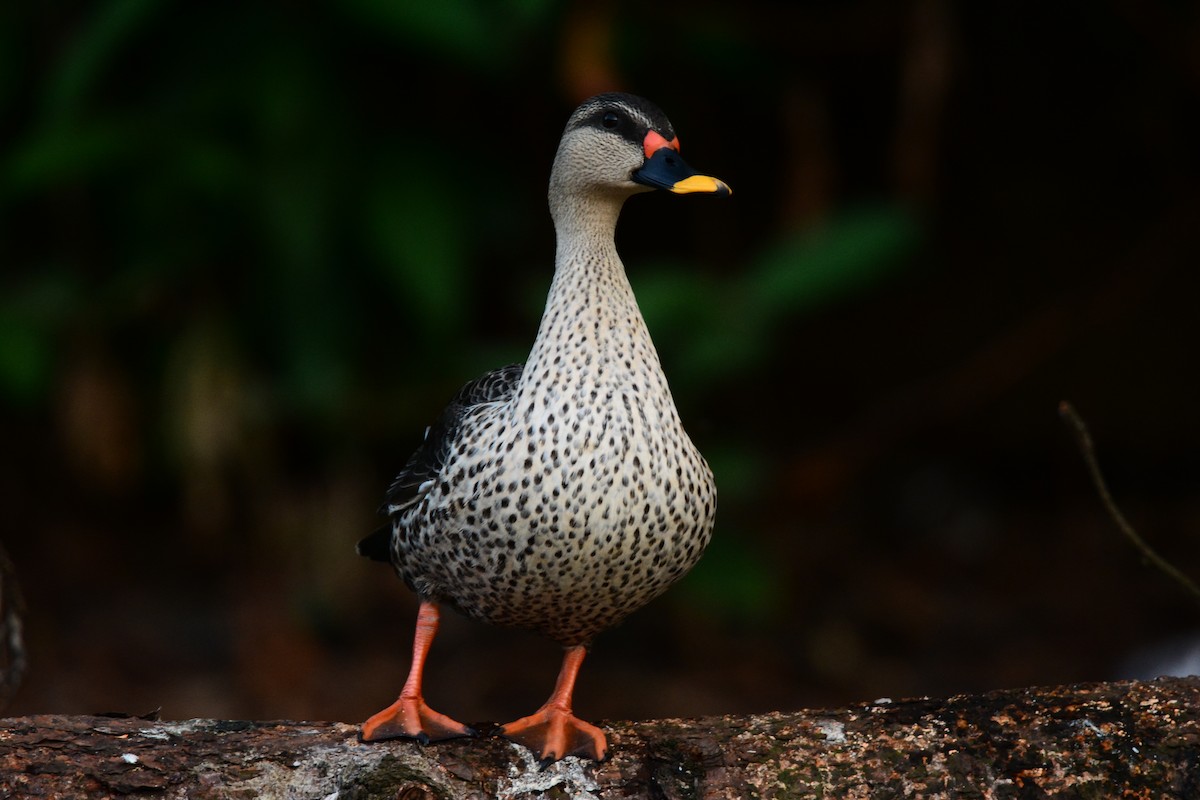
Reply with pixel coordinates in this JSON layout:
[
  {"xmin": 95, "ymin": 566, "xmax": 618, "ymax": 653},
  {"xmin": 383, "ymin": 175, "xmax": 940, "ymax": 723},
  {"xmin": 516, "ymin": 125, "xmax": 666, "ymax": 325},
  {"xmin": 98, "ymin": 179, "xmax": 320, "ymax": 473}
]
[
  {"xmin": 548, "ymin": 188, "xmax": 625, "ymax": 259},
  {"xmin": 521, "ymin": 191, "xmax": 667, "ymax": 403},
  {"xmin": 547, "ymin": 188, "xmax": 637, "ymax": 312}
]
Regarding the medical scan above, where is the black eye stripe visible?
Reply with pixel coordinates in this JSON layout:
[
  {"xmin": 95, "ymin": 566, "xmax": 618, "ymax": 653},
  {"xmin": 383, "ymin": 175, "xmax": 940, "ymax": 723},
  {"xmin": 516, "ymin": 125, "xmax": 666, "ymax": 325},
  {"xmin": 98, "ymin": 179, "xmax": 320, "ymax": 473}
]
[
  {"xmin": 566, "ymin": 92, "xmax": 677, "ymax": 144},
  {"xmin": 581, "ymin": 107, "xmax": 642, "ymax": 145},
  {"xmin": 564, "ymin": 95, "xmax": 678, "ymax": 150}
]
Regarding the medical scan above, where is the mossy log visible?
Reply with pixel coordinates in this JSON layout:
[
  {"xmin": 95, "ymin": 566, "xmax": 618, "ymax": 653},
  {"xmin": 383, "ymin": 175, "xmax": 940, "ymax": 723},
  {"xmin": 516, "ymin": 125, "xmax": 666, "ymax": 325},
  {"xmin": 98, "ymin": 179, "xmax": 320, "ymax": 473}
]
[{"xmin": 1, "ymin": 677, "xmax": 1197, "ymax": 799}]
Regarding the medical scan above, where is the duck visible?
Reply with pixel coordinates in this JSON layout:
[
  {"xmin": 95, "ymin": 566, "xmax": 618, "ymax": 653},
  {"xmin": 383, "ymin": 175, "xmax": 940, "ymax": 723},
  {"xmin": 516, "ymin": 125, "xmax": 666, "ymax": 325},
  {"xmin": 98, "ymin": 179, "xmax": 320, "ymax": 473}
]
[{"xmin": 358, "ymin": 92, "xmax": 730, "ymax": 764}]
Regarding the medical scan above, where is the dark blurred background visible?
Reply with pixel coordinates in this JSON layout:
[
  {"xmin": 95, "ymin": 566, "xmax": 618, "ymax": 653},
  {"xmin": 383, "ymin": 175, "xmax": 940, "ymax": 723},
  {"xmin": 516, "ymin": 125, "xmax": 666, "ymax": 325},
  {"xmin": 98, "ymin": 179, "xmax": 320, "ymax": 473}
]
[{"xmin": 2, "ymin": 0, "xmax": 1199, "ymax": 726}]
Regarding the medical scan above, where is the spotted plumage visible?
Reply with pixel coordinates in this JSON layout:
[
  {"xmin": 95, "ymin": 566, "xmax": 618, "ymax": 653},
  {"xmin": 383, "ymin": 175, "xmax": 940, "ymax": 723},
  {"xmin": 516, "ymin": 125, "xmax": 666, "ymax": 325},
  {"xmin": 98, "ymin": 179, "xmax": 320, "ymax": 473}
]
[{"xmin": 359, "ymin": 92, "xmax": 730, "ymax": 763}]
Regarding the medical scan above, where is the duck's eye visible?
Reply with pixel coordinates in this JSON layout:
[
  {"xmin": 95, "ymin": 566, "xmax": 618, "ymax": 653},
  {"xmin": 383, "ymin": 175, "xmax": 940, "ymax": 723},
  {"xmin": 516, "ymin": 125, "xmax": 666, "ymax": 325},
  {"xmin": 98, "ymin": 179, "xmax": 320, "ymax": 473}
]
[{"xmin": 601, "ymin": 111, "xmax": 620, "ymax": 129}]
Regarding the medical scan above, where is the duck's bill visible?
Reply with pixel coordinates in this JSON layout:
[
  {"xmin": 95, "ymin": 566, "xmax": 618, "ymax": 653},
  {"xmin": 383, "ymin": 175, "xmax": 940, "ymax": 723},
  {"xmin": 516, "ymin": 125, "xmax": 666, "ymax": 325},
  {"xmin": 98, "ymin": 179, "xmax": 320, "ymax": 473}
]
[{"xmin": 633, "ymin": 148, "xmax": 732, "ymax": 196}]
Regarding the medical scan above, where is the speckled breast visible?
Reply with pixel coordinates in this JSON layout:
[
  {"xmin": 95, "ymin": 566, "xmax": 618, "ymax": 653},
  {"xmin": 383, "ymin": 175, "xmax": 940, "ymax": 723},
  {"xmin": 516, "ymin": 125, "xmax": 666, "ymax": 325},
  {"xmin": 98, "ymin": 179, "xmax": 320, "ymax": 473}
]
[{"xmin": 394, "ymin": 389, "xmax": 716, "ymax": 646}]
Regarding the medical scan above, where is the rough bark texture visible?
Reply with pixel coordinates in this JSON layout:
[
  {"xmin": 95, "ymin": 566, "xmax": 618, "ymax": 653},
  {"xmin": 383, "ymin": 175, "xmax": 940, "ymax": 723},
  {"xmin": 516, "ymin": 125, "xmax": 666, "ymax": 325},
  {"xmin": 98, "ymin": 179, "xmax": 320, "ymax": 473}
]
[{"xmin": 1, "ymin": 678, "xmax": 1197, "ymax": 799}]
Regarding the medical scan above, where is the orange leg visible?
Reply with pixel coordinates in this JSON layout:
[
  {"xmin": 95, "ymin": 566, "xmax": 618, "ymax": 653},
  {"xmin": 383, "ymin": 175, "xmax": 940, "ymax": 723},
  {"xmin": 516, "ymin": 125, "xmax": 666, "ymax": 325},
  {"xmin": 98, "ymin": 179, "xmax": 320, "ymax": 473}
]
[
  {"xmin": 360, "ymin": 600, "xmax": 474, "ymax": 743},
  {"xmin": 499, "ymin": 645, "xmax": 608, "ymax": 764}
]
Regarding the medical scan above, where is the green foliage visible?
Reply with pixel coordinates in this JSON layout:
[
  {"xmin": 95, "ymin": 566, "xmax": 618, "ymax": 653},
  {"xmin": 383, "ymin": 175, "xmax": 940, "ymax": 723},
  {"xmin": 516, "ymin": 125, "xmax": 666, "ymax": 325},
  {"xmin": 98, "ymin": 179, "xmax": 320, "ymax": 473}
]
[
  {"xmin": 39, "ymin": 0, "xmax": 164, "ymax": 125},
  {"xmin": 4, "ymin": 121, "xmax": 140, "ymax": 196},
  {"xmin": 680, "ymin": 528, "xmax": 784, "ymax": 625},
  {"xmin": 746, "ymin": 206, "xmax": 920, "ymax": 317},
  {"xmin": 0, "ymin": 270, "xmax": 80, "ymax": 405},
  {"xmin": 340, "ymin": 0, "xmax": 554, "ymax": 67},
  {"xmin": 637, "ymin": 205, "xmax": 920, "ymax": 384},
  {"xmin": 0, "ymin": 314, "xmax": 53, "ymax": 407},
  {"xmin": 365, "ymin": 154, "xmax": 470, "ymax": 339}
]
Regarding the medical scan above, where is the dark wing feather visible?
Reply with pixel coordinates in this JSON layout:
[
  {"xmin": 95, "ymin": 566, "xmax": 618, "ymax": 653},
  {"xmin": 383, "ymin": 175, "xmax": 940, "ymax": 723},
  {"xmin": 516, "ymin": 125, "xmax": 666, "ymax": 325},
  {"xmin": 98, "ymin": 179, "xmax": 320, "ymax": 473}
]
[{"xmin": 379, "ymin": 363, "xmax": 524, "ymax": 517}]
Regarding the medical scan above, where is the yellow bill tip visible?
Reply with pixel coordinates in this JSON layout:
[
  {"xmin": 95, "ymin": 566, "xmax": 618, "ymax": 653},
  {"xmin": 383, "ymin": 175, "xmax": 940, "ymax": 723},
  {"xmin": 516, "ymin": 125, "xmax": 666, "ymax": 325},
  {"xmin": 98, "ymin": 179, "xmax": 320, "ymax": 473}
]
[{"xmin": 670, "ymin": 175, "xmax": 732, "ymax": 196}]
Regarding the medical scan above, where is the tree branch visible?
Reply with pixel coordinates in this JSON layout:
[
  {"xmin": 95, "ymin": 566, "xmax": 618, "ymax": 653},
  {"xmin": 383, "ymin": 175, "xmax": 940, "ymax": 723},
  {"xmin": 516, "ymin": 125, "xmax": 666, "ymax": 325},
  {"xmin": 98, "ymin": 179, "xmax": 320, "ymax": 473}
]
[{"xmin": 2, "ymin": 677, "xmax": 1197, "ymax": 798}]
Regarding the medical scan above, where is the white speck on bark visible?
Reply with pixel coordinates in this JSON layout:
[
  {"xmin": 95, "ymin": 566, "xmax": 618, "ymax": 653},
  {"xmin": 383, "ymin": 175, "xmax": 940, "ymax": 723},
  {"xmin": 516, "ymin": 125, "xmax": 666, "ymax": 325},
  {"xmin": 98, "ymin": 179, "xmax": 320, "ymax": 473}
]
[
  {"xmin": 1071, "ymin": 718, "xmax": 1106, "ymax": 737},
  {"xmin": 815, "ymin": 719, "xmax": 846, "ymax": 743},
  {"xmin": 495, "ymin": 743, "xmax": 601, "ymax": 800}
]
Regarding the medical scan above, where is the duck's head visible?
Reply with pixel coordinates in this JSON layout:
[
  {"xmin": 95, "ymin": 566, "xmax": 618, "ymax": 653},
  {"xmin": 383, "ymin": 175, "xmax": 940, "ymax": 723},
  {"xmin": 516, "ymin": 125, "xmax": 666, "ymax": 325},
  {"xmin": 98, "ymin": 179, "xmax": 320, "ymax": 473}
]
[{"xmin": 550, "ymin": 93, "xmax": 731, "ymax": 204}]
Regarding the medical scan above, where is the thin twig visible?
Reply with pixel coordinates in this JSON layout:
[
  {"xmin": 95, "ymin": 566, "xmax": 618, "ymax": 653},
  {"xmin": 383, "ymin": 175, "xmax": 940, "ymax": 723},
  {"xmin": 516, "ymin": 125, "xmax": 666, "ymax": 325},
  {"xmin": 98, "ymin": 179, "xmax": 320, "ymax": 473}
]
[{"xmin": 1059, "ymin": 400, "xmax": 1200, "ymax": 609}]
